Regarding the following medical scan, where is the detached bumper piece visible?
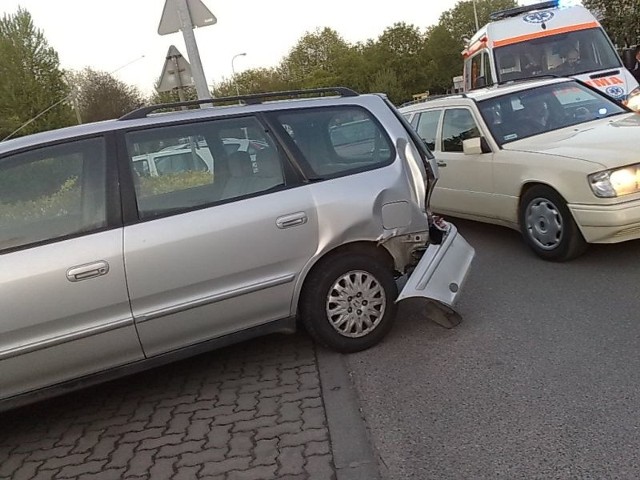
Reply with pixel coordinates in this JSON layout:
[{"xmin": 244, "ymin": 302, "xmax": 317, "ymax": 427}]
[{"xmin": 396, "ymin": 223, "xmax": 475, "ymax": 328}]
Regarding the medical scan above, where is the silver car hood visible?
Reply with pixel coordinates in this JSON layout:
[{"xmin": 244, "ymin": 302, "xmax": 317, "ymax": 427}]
[{"xmin": 502, "ymin": 113, "xmax": 640, "ymax": 168}]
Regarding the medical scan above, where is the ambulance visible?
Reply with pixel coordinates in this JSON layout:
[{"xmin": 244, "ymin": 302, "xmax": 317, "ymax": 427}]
[{"xmin": 462, "ymin": 0, "xmax": 640, "ymax": 110}]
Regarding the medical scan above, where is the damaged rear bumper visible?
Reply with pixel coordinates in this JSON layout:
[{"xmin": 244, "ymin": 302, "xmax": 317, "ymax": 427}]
[{"xmin": 396, "ymin": 223, "xmax": 474, "ymax": 326}]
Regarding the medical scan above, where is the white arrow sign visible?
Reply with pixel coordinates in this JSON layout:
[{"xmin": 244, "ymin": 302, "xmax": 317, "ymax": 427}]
[
  {"xmin": 156, "ymin": 45, "xmax": 194, "ymax": 92},
  {"xmin": 158, "ymin": 0, "xmax": 217, "ymax": 35}
]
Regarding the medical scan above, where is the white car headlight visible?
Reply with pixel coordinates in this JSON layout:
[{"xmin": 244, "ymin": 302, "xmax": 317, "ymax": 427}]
[
  {"xmin": 589, "ymin": 164, "xmax": 640, "ymax": 197},
  {"xmin": 623, "ymin": 87, "xmax": 640, "ymax": 112}
]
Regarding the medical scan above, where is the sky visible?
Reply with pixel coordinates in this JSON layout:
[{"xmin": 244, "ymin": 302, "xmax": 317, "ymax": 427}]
[{"xmin": 1, "ymin": 0, "xmax": 544, "ymax": 97}]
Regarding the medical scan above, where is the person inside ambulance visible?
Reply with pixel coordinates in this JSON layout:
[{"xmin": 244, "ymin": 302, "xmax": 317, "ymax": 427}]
[
  {"xmin": 520, "ymin": 52, "xmax": 542, "ymax": 77},
  {"xmin": 554, "ymin": 46, "xmax": 584, "ymax": 75}
]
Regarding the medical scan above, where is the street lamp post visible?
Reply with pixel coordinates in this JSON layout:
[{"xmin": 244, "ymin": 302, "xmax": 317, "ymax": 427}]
[
  {"xmin": 472, "ymin": 0, "xmax": 479, "ymax": 31},
  {"xmin": 231, "ymin": 52, "xmax": 247, "ymax": 98}
]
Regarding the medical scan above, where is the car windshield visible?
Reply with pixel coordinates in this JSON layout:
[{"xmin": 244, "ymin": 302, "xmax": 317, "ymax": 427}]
[
  {"xmin": 477, "ymin": 81, "xmax": 627, "ymax": 146},
  {"xmin": 494, "ymin": 28, "xmax": 622, "ymax": 83}
]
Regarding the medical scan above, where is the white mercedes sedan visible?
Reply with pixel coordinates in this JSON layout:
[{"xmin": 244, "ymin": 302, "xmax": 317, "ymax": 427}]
[{"xmin": 401, "ymin": 78, "xmax": 640, "ymax": 261}]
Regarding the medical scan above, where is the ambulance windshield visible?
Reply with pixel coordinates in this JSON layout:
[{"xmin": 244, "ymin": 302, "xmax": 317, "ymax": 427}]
[{"xmin": 494, "ymin": 28, "xmax": 621, "ymax": 83}]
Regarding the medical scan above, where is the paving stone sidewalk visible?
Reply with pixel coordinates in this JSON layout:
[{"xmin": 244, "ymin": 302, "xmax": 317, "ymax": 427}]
[{"xmin": 0, "ymin": 332, "xmax": 343, "ymax": 480}]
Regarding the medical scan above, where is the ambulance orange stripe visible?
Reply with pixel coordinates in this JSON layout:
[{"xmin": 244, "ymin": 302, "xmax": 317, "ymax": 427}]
[
  {"xmin": 493, "ymin": 21, "xmax": 599, "ymax": 48},
  {"xmin": 463, "ymin": 39, "xmax": 487, "ymax": 58}
]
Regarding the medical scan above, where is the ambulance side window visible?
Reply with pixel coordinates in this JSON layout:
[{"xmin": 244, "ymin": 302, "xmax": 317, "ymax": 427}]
[
  {"xmin": 470, "ymin": 51, "xmax": 494, "ymax": 89},
  {"xmin": 483, "ymin": 52, "xmax": 494, "ymax": 86}
]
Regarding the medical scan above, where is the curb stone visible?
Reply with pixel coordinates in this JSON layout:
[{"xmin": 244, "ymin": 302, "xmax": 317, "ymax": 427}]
[{"xmin": 316, "ymin": 346, "xmax": 381, "ymax": 480}]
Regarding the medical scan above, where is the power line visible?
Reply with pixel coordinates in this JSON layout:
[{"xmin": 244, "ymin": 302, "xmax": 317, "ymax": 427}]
[
  {"xmin": 2, "ymin": 54, "xmax": 146, "ymax": 142},
  {"xmin": 110, "ymin": 54, "xmax": 146, "ymax": 74},
  {"xmin": 1, "ymin": 95, "xmax": 71, "ymax": 142}
]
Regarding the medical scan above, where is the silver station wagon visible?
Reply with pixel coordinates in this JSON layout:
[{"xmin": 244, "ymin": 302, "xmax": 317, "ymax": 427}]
[{"xmin": 0, "ymin": 88, "xmax": 474, "ymax": 411}]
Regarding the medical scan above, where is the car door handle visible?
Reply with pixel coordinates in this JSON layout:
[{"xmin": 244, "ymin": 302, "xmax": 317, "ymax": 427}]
[
  {"xmin": 276, "ymin": 212, "xmax": 308, "ymax": 229},
  {"xmin": 66, "ymin": 261, "xmax": 110, "ymax": 282},
  {"xmin": 437, "ymin": 160, "xmax": 447, "ymax": 167}
]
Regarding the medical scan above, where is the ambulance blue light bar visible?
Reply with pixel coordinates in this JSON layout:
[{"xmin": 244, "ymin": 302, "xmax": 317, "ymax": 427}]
[
  {"xmin": 490, "ymin": 0, "xmax": 559, "ymax": 22},
  {"xmin": 557, "ymin": 0, "xmax": 581, "ymax": 8}
]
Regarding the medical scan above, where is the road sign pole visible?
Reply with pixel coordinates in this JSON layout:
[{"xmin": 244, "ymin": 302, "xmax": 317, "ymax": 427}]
[
  {"xmin": 175, "ymin": 0, "xmax": 212, "ymax": 100},
  {"xmin": 171, "ymin": 57, "xmax": 187, "ymax": 102}
]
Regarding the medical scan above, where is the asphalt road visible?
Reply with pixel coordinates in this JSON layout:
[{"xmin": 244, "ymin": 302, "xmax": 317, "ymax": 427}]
[{"xmin": 346, "ymin": 219, "xmax": 640, "ymax": 480}]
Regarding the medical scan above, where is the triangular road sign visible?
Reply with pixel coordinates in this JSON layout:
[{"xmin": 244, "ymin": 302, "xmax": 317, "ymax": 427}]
[
  {"xmin": 158, "ymin": 0, "xmax": 217, "ymax": 35},
  {"xmin": 157, "ymin": 45, "xmax": 194, "ymax": 92}
]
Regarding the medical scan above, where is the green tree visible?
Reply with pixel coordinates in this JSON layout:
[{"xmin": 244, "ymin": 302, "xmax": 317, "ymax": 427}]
[
  {"xmin": 368, "ymin": 68, "xmax": 404, "ymax": 103},
  {"xmin": 422, "ymin": 24, "xmax": 466, "ymax": 94},
  {"xmin": 281, "ymin": 27, "xmax": 351, "ymax": 88},
  {"xmin": 149, "ymin": 86, "xmax": 198, "ymax": 105},
  {"xmin": 439, "ymin": 0, "xmax": 517, "ymax": 46},
  {"xmin": 401, "ymin": 0, "xmax": 517, "ymax": 97},
  {"xmin": 331, "ymin": 44, "xmax": 371, "ymax": 92},
  {"xmin": 362, "ymin": 22, "xmax": 428, "ymax": 101},
  {"xmin": 0, "ymin": 8, "xmax": 74, "ymax": 140},
  {"xmin": 213, "ymin": 67, "xmax": 293, "ymax": 97},
  {"xmin": 582, "ymin": 0, "xmax": 640, "ymax": 47},
  {"xmin": 69, "ymin": 68, "xmax": 145, "ymax": 122}
]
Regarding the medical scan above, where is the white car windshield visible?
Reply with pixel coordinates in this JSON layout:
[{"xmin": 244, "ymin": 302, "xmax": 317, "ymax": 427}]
[{"xmin": 477, "ymin": 81, "xmax": 627, "ymax": 145}]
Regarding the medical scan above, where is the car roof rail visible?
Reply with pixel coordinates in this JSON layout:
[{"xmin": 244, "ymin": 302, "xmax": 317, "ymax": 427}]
[
  {"xmin": 399, "ymin": 92, "xmax": 468, "ymax": 108},
  {"xmin": 119, "ymin": 87, "xmax": 359, "ymax": 121},
  {"xmin": 490, "ymin": 0, "xmax": 558, "ymax": 22}
]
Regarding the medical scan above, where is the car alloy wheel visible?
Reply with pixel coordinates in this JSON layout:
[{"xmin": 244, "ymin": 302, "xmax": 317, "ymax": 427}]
[{"xmin": 325, "ymin": 270, "xmax": 386, "ymax": 338}]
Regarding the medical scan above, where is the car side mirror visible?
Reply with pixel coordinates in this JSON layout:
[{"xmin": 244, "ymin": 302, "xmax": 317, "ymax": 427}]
[{"xmin": 462, "ymin": 137, "xmax": 491, "ymax": 155}]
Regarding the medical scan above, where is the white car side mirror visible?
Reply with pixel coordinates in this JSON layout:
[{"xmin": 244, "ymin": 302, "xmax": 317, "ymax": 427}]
[{"xmin": 462, "ymin": 137, "xmax": 483, "ymax": 155}]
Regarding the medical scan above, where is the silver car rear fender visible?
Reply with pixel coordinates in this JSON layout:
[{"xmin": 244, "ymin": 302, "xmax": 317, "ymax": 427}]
[{"xmin": 396, "ymin": 223, "xmax": 475, "ymax": 327}]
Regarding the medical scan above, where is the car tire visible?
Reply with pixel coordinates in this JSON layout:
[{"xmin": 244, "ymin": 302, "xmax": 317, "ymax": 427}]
[
  {"xmin": 299, "ymin": 252, "xmax": 398, "ymax": 353},
  {"xmin": 519, "ymin": 185, "xmax": 588, "ymax": 261}
]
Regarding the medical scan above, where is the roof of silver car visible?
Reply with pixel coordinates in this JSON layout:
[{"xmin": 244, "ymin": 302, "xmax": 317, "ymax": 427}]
[{"xmin": 120, "ymin": 87, "xmax": 359, "ymax": 120}]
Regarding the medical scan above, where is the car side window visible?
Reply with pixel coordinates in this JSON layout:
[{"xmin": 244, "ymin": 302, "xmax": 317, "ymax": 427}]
[
  {"xmin": 272, "ymin": 106, "xmax": 393, "ymax": 178},
  {"xmin": 125, "ymin": 117, "xmax": 285, "ymax": 219},
  {"xmin": 442, "ymin": 109, "xmax": 480, "ymax": 153},
  {"xmin": 0, "ymin": 137, "xmax": 107, "ymax": 252},
  {"xmin": 415, "ymin": 109, "xmax": 441, "ymax": 151}
]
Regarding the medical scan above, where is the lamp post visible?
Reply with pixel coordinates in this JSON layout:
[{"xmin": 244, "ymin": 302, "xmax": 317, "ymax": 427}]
[
  {"xmin": 472, "ymin": 0, "xmax": 479, "ymax": 31},
  {"xmin": 231, "ymin": 52, "xmax": 247, "ymax": 98}
]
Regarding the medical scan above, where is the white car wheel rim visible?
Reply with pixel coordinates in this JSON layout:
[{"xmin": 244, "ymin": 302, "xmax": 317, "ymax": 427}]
[
  {"xmin": 525, "ymin": 197, "xmax": 563, "ymax": 250},
  {"xmin": 326, "ymin": 270, "xmax": 386, "ymax": 338}
]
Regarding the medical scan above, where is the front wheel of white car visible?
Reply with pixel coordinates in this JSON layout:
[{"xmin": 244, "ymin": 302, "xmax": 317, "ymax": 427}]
[
  {"xmin": 300, "ymin": 252, "xmax": 398, "ymax": 353},
  {"xmin": 519, "ymin": 186, "xmax": 588, "ymax": 262}
]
